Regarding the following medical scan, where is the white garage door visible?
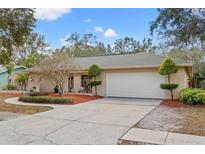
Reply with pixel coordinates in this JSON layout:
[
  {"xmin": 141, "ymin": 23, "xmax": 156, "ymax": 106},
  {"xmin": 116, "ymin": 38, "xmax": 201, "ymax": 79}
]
[{"xmin": 106, "ymin": 72, "xmax": 165, "ymax": 99}]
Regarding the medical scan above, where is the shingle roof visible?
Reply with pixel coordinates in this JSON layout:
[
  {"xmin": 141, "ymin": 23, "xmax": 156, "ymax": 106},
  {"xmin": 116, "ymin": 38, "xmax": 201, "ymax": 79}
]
[
  {"xmin": 27, "ymin": 52, "xmax": 193, "ymax": 72},
  {"xmin": 0, "ymin": 66, "xmax": 27, "ymax": 74},
  {"xmin": 74, "ymin": 52, "xmax": 193, "ymax": 70}
]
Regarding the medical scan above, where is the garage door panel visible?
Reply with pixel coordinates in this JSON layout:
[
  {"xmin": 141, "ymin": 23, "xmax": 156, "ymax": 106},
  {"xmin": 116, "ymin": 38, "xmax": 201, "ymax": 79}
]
[{"xmin": 106, "ymin": 72, "xmax": 165, "ymax": 99}]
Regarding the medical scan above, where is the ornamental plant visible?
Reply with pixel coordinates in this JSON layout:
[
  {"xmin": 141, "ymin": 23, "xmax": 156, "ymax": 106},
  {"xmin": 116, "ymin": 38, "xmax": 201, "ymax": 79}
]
[
  {"xmin": 159, "ymin": 55, "xmax": 178, "ymax": 100},
  {"xmin": 88, "ymin": 64, "xmax": 101, "ymax": 96},
  {"xmin": 179, "ymin": 88, "xmax": 205, "ymax": 105},
  {"xmin": 15, "ymin": 72, "xmax": 29, "ymax": 91}
]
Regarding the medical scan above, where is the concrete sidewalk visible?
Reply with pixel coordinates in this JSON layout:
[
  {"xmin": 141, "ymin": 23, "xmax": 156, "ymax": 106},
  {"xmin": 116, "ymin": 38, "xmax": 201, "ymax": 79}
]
[{"xmin": 119, "ymin": 128, "xmax": 205, "ymax": 145}]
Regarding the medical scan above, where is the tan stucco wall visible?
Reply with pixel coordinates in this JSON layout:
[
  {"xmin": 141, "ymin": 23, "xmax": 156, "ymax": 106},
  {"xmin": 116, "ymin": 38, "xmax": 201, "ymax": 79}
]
[
  {"xmin": 73, "ymin": 75, "xmax": 81, "ymax": 92},
  {"xmin": 27, "ymin": 66, "xmax": 190, "ymax": 99},
  {"xmin": 165, "ymin": 67, "xmax": 189, "ymax": 99},
  {"xmin": 27, "ymin": 73, "xmax": 41, "ymax": 92},
  {"xmin": 28, "ymin": 73, "xmax": 68, "ymax": 93}
]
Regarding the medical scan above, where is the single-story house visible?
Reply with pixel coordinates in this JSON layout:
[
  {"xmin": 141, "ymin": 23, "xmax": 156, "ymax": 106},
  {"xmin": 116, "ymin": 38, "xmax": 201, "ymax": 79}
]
[
  {"xmin": 27, "ymin": 53, "xmax": 193, "ymax": 99},
  {"xmin": 0, "ymin": 66, "xmax": 27, "ymax": 88}
]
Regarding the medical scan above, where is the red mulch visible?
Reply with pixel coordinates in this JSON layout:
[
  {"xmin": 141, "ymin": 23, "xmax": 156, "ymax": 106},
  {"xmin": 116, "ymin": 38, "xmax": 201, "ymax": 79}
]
[
  {"xmin": 48, "ymin": 93, "xmax": 103, "ymax": 104},
  {"xmin": 160, "ymin": 99, "xmax": 205, "ymax": 108}
]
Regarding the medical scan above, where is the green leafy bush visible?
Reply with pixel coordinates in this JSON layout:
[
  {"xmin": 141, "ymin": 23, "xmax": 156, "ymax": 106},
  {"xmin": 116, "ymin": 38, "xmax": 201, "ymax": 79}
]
[
  {"xmin": 160, "ymin": 83, "xmax": 178, "ymax": 90},
  {"xmin": 2, "ymin": 84, "xmax": 17, "ymax": 90},
  {"xmin": 88, "ymin": 81, "xmax": 102, "ymax": 87},
  {"xmin": 179, "ymin": 88, "xmax": 205, "ymax": 105},
  {"xmin": 19, "ymin": 96, "xmax": 73, "ymax": 104}
]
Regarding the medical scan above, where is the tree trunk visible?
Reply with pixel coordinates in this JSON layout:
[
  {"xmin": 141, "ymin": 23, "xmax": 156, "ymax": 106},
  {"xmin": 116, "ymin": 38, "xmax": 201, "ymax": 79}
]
[
  {"xmin": 58, "ymin": 84, "xmax": 64, "ymax": 96},
  {"xmin": 94, "ymin": 77, "xmax": 97, "ymax": 96},
  {"xmin": 24, "ymin": 82, "xmax": 27, "ymax": 91},
  {"xmin": 168, "ymin": 75, "xmax": 174, "ymax": 100},
  {"xmin": 95, "ymin": 86, "xmax": 97, "ymax": 96},
  {"xmin": 59, "ymin": 89, "xmax": 63, "ymax": 96},
  {"xmin": 7, "ymin": 75, "xmax": 10, "ymax": 84}
]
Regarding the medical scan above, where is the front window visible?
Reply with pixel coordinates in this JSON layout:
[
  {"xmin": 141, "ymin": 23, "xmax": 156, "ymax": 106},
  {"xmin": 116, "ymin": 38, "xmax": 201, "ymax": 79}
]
[
  {"xmin": 81, "ymin": 75, "xmax": 92, "ymax": 93},
  {"xmin": 68, "ymin": 76, "xmax": 74, "ymax": 92}
]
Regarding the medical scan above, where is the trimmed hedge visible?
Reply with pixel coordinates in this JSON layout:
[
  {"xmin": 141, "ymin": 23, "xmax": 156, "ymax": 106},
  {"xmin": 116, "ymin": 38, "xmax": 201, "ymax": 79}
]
[
  {"xmin": 88, "ymin": 81, "xmax": 102, "ymax": 87},
  {"xmin": 19, "ymin": 96, "xmax": 73, "ymax": 104},
  {"xmin": 179, "ymin": 88, "xmax": 205, "ymax": 105},
  {"xmin": 160, "ymin": 83, "xmax": 178, "ymax": 90}
]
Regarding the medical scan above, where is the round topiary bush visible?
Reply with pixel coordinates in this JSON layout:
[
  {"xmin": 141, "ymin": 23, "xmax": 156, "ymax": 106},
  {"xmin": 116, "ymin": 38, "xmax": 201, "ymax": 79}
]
[{"xmin": 160, "ymin": 83, "xmax": 178, "ymax": 90}]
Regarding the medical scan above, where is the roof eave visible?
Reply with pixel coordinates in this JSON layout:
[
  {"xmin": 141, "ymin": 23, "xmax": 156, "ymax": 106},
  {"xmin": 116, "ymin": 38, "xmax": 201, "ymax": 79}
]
[{"xmin": 26, "ymin": 63, "xmax": 193, "ymax": 73}]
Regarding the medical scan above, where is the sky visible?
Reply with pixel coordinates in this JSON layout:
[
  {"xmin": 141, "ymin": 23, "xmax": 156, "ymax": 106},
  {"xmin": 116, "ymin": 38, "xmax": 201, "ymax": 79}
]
[{"xmin": 34, "ymin": 8, "xmax": 159, "ymax": 49}]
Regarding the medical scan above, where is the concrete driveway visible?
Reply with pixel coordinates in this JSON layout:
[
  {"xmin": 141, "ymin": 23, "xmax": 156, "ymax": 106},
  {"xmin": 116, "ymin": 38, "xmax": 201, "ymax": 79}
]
[{"xmin": 0, "ymin": 97, "xmax": 160, "ymax": 144}]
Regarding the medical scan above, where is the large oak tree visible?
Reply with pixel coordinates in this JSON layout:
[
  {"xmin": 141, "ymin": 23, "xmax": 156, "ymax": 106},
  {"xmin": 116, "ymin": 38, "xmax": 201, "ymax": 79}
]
[
  {"xmin": 0, "ymin": 8, "xmax": 36, "ymax": 65},
  {"xmin": 150, "ymin": 8, "xmax": 205, "ymax": 47}
]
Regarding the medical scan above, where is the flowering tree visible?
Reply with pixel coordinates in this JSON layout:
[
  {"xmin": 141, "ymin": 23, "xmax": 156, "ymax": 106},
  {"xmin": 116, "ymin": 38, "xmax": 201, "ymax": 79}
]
[{"xmin": 38, "ymin": 52, "xmax": 76, "ymax": 96}]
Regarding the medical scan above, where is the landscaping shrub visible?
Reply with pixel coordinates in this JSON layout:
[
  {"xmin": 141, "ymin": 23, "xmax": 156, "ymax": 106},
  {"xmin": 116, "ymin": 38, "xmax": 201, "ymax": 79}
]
[
  {"xmin": 2, "ymin": 84, "xmax": 17, "ymax": 90},
  {"xmin": 88, "ymin": 81, "xmax": 102, "ymax": 87},
  {"xmin": 19, "ymin": 96, "xmax": 73, "ymax": 104},
  {"xmin": 160, "ymin": 83, "xmax": 178, "ymax": 90},
  {"xmin": 179, "ymin": 88, "xmax": 205, "ymax": 105}
]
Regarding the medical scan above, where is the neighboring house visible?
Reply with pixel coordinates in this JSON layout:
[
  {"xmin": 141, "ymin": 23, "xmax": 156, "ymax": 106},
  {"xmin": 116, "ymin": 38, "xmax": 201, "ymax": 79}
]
[
  {"xmin": 27, "ymin": 53, "xmax": 193, "ymax": 99},
  {"xmin": 0, "ymin": 66, "xmax": 27, "ymax": 88}
]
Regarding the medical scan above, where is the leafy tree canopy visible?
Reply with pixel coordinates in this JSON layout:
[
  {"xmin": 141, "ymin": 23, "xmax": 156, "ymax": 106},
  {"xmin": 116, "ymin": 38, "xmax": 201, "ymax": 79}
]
[
  {"xmin": 150, "ymin": 8, "xmax": 205, "ymax": 47},
  {"xmin": 55, "ymin": 32, "xmax": 157, "ymax": 57},
  {"xmin": 88, "ymin": 64, "xmax": 101, "ymax": 78},
  {"xmin": 5, "ymin": 61, "xmax": 15, "ymax": 76},
  {"xmin": 14, "ymin": 32, "xmax": 48, "ymax": 65},
  {"xmin": 0, "ymin": 8, "xmax": 36, "ymax": 65},
  {"xmin": 159, "ymin": 55, "xmax": 178, "ymax": 75},
  {"xmin": 113, "ymin": 37, "xmax": 157, "ymax": 54}
]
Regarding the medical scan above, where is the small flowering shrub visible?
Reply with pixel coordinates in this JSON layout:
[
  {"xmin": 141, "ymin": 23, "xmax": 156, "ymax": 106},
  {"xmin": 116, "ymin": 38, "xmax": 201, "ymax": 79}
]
[{"xmin": 179, "ymin": 88, "xmax": 205, "ymax": 105}]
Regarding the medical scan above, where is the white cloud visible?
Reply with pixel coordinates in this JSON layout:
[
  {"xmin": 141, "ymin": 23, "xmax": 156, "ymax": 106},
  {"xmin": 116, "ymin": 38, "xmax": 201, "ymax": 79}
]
[
  {"xmin": 104, "ymin": 28, "xmax": 117, "ymax": 38},
  {"xmin": 59, "ymin": 34, "xmax": 71, "ymax": 47},
  {"xmin": 35, "ymin": 8, "xmax": 71, "ymax": 21},
  {"xmin": 83, "ymin": 18, "xmax": 92, "ymax": 22},
  {"xmin": 94, "ymin": 26, "xmax": 104, "ymax": 33}
]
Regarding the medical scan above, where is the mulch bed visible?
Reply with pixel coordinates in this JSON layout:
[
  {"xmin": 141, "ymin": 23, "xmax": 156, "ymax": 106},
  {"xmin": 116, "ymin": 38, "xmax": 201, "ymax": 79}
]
[
  {"xmin": 48, "ymin": 93, "xmax": 103, "ymax": 104},
  {"xmin": 160, "ymin": 99, "xmax": 205, "ymax": 108}
]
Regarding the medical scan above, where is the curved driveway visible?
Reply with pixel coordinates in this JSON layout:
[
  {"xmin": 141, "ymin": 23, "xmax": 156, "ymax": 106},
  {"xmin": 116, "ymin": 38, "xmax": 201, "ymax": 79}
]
[{"xmin": 0, "ymin": 97, "xmax": 160, "ymax": 144}]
